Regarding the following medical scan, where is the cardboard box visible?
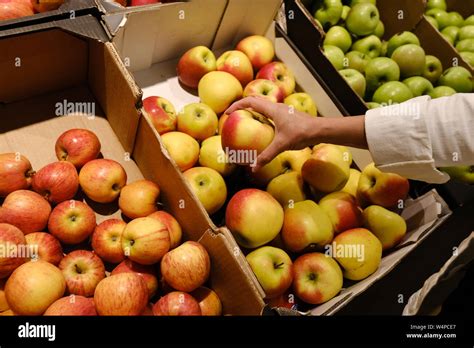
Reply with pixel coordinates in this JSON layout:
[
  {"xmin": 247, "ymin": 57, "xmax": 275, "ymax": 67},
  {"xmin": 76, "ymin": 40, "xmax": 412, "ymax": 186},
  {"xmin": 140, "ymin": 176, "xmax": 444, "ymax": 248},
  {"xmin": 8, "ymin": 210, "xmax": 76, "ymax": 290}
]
[
  {"xmin": 0, "ymin": 14, "xmax": 264, "ymax": 315},
  {"xmin": 103, "ymin": 0, "xmax": 452, "ymax": 315}
]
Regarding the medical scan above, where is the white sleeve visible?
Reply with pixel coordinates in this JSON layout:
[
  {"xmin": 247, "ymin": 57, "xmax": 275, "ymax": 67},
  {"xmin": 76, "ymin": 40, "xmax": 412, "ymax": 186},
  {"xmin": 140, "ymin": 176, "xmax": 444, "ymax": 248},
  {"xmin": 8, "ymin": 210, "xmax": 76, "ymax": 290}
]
[{"xmin": 364, "ymin": 94, "xmax": 474, "ymax": 184}]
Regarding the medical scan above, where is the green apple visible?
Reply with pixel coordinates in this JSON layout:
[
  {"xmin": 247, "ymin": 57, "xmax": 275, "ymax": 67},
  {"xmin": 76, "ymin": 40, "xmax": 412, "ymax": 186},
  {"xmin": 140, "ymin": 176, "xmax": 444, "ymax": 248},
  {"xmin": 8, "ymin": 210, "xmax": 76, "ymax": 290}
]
[
  {"xmin": 341, "ymin": 5, "xmax": 351, "ymax": 21},
  {"xmin": 324, "ymin": 26, "xmax": 352, "ymax": 53},
  {"xmin": 372, "ymin": 81, "xmax": 414, "ymax": 104},
  {"xmin": 403, "ymin": 76, "xmax": 434, "ymax": 97},
  {"xmin": 246, "ymin": 246, "xmax": 293, "ymax": 299},
  {"xmin": 284, "ymin": 93, "xmax": 318, "ymax": 116},
  {"xmin": 438, "ymin": 66, "xmax": 473, "ymax": 93},
  {"xmin": 362, "ymin": 205, "xmax": 407, "ymax": 251},
  {"xmin": 380, "ymin": 40, "xmax": 388, "ymax": 56},
  {"xmin": 365, "ymin": 57, "xmax": 400, "ymax": 93},
  {"xmin": 426, "ymin": 15, "xmax": 439, "ymax": 29},
  {"xmin": 386, "ymin": 31, "xmax": 420, "ymax": 57},
  {"xmin": 447, "ymin": 12, "xmax": 464, "ymax": 28},
  {"xmin": 425, "ymin": 9, "xmax": 450, "ymax": 30},
  {"xmin": 340, "ymin": 68, "xmax": 366, "ymax": 98},
  {"xmin": 323, "ymin": 45, "xmax": 346, "ymax": 70},
  {"xmin": 423, "ymin": 55, "xmax": 443, "ymax": 84},
  {"xmin": 442, "ymin": 33, "xmax": 455, "ymax": 45},
  {"xmin": 464, "ymin": 15, "xmax": 474, "ymax": 27},
  {"xmin": 313, "ymin": 0, "xmax": 344, "ymax": 29},
  {"xmin": 374, "ymin": 21, "xmax": 385, "ymax": 38},
  {"xmin": 439, "ymin": 166, "xmax": 474, "ymax": 184},
  {"xmin": 459, "ymin": 25, "xmax": 474, "ymax": 41},
  {"xmin": 366, "ymin": 102, "xmax": 381, "ymax": 109},
  {"xmin": 456, "ymin": 38, "xmax": 474, "ymax": 53},
  {"xmin": 426, "ymin": 0, "xmax": 446, "ymax": 11},
  {"xmin": 351, "ymin": 35, "xmax": 382, "ymax": 58},
  {"xmin": 428, "ymin": 85, "xmax": 457, "ymax": 98},
  {"xmin": 391, "ymin": 44, "xmax": 426, "ymax": 78},
  {"xmin": 460, "ymin": 51, "xmax": 474, "ymax": 67},
  {"xmin": 350, "ymin": 0, "xmax": 376, "ymax": 5},
  {"xmin": 344, "ymin": 50, "xmax": 371, "ymax": 73},
  {"xmin": 441, "ymin": 26, "xmax": 460, "ymax": 44},
  {"xmin": 346, "ymin": 3, "xmax": 380, "ymax": 36}
]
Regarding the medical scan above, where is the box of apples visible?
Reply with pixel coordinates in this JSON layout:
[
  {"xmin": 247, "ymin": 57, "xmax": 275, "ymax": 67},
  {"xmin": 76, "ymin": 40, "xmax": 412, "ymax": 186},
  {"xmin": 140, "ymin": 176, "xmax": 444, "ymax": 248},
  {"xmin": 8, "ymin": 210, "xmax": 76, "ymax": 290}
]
[
  {"xmin": 0, "ymin": 14, "xmax": 266, "ymax": 316},
  {"xmin": 103, "ymin": 0, "xmax": 452, "ymax": 315}
]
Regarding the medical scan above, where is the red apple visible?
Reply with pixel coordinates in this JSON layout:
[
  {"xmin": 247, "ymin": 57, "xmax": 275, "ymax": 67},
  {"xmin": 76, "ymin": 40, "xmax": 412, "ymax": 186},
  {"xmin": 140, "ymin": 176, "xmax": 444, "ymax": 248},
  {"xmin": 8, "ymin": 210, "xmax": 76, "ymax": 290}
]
[
  {"xmin": 44, "ymin": 295, "xmax": 97, "ymax": 316},
  {"xmin": 191, "ymin": 286, "xmax": 222, "ymax": 316},
  {"xmin": 160, "ymin": 241, "xmax": 210, "ymax": 292},
  {"xmin": 55, "ymin": 128, "xmax": 101, "ymax": 168},
  {"xmin": 0, "ymin": 279, "xmax": 9, "ymax": 311},
  {"xmin": 118, "ymin": 180, "xmax": 161, "ymax": 219},
  {"xmin": 94, "ymin": 273, "xmax": 148, "ymax": 316},
  {"xmin": 148, "ymin": 211, "xmax": 182, "ymax": 249},
  {"xmin": 32, "ymin": 161, "xmax": 79, "ymax": 204},
  {"xmin": 0, "ymin": 190, "xmax": 51, "ymax": 234},
  {"xmin": 91, "ymin": 219, "xmax": 126, "ymax": 264},
  {"xmin": 0, "ymin": 223, "xmax": 26, "ymax": 278},
  {"xmin": 143, "ymin": 96, "xmax": 177, "ymax": 135},
  {"xmin": 153, "ymin": 291, "xmax": 201, "ymax": 316},
  {"xmin": 79, "ymin": 159, "xmax": 127, "ymax": 204},
  {"xmin": 216, "ymin": 50, "xmax": 254, "ymax": 87},
  {"xmin": 112, "ymin": 259, "xmax": 158, "ymax": 299},
  {"xmin": 319, "ymin": 191, "xmax": 363, "ymax": 235},
  {"xmin": 0, "ymin": 153, "xmax": 34, "ymax": 197},
  {"xmin": 31, "ymin": 0, "xmax": 64, "ymax": 12},
  {"xmin": 0, "ymin": 0, "xmax": 34, "ymax": 20},
  {"xmin": 256, "ymin": 62, "xmax": 296, "ymax": 98},
  {"xmin": 48, "ymin": 200, "xmax": 96, "ymax": 244},
  {"xmin": 243, "ymin": 79, "xmax": 284, "ymax": 103},
  {"xmin": 236, "ymin": 35, "xmax": 275, "ymax": 71},
  {"xmin": 130, "ymin": 0, "xmax": 159, "ymax": 6},
  {"xmin": 24, "ymin": 232, "xmax": 63, "ymax": 265},
  {"xmin": 177, "ymin": 46, "xmax": 217, "ymax": 88}
]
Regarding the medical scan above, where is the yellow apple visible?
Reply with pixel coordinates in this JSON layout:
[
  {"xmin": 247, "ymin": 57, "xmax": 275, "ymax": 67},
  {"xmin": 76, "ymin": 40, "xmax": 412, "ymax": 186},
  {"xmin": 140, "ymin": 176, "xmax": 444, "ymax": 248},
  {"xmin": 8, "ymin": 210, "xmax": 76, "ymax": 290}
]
[
  {"xmin": 341, "ymin": 168, "xmax": 361, "ymax": 197},
  {"xmin": 284, "ymin": 92, "xmax": 318, "ymax": 116},
  {"xmin": 161, "ymin": 131, "xmax": 200, "ymax": 172},
  {"xmin": 362, "ymin": 205, "xmax": 407, "ymax": 251},
  {"xmin": 177, "ymin": 103, "xmax": 218, "ymax": 142},
  {"xmin": 198, "ymin": 135, "xmax": 237, "ymax": 177},
  {"xmin": 266, "ymin": 171, "xmax": 306, "ymax": 207},
  {"xmin": 198, "ymin": 71, "xmax": 243, "ymax": 114}
]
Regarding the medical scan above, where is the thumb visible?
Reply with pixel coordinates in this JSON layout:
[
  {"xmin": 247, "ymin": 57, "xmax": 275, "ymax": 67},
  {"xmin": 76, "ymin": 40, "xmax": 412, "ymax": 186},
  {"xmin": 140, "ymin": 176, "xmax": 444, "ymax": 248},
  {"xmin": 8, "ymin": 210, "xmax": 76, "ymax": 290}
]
[{"xmin": 251, "ymin": 141, "xmax": 283, "ymax": 173}]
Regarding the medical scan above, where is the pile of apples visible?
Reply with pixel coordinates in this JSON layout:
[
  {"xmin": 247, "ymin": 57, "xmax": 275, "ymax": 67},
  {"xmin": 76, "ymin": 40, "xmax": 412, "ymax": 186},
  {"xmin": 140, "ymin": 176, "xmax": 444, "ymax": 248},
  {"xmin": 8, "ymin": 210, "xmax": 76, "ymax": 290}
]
[
  {"xmin": 0, "ymin": 0, "xmax": 64, "ymax": 21},
  {"xmin": 307, "ymin": 0, "xmax": 473, "ymax": 107},
  {"xmin": 0, "ymin": 129, "xmax": 222, "ymax": 316},
  {"xmin": 425, "ymin": 0, "xmax": 474, "ymax": 67}
]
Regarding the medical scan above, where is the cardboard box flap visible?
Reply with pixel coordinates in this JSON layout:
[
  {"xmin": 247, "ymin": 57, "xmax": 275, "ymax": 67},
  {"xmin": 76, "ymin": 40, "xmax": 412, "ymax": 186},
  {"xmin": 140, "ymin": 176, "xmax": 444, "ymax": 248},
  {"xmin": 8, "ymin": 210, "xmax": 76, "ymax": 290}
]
[{"xmin": 446, "ymin": 0, "xmax": 474, "ymax": 18}]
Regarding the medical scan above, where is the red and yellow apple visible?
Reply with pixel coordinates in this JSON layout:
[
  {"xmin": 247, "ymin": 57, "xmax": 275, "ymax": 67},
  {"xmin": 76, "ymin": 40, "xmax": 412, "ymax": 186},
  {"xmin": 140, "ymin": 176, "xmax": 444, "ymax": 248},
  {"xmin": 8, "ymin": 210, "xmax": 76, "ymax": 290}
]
[
  {"xmin": 243, "ymin": 79, "xmax": 284, "ymax": 103},
  {"xmin": 143, "ymin": 96, "xmax": 177, "ymax": 135},
  {"xmin": 177, "ymin": 46, "xmax": 217, "ymax": 89},
  {"xmin": 0, "ymin": 153, "xmax": 34, "ymax": 197},
  {"xmin": 236, "ymin": 35, "xmax": 275, "ymax": 70},
  {"xmin": 191, "ymin": 286, "xmax": 222, "ymax": 316},
  {"xmin": 91, "ymin": 219, "xmax": 126, "ymax": 264},
  {"xmin": 119, "ymin": 179, "xmax": 161, "ymax": 219},
  {"xmin": 112, "ymin": 259, "xmax": 158, "ymax": 299},
  {"xmin": 319, "ymin": 191, "xmax": 363, "ymax": 235},
  {"xmin": 256, "ymin": 62, "xmax": 296, "ymax": 98},
  {"xmin": 25, "ymin": 232, "xmax": 63, "ymax": 265},
  {"xmin": 148, "ymin": 210, "xmax": 182, "ymax": 249},
  {"xmin": 55, "ymin": 128, "xmax": 101, "ymax": 168},
  {"xmin": 32, "ymin": 161, "xmax": 79, "ymax": 204},
  {"xmin": 153, "ymin": 291, "xmax": 201, "ymax": 316},
  {"xmin": 0, "ymin": 223, "xmax": 26, "ymax": 278},
  {"xmin": 216, "ymin": 50, "xmax": 254, "ymax": 87},
  {"xmin": 44, "ymin": 295, "xmax": 97, "ymax": 316}
]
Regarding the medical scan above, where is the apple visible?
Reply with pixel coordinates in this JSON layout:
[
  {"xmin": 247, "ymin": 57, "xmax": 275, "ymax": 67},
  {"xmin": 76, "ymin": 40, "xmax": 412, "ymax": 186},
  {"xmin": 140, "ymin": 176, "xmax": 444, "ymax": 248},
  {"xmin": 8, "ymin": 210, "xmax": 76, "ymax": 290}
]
[
  {"xmin": 374, "ymin": 20, "xmax": 385, "ymax": 38},
  {"xmin": 44, "ymin": 295, "xmax": 97, "ymax": 316},
  {"xmin": 5, "ymin": 261, "xmax": 65, "ymax": 315},
  {"xmin": 243, "ymin": 79, "xmax": 284, "ymax": 103},
  {"xmin": 423, "ymin": 55, "xmax": 443, "ymax": 84},
  {"xmin": 0, "ymin": 223, "xmax": 26, "ymax": 278},
  {"xmin": 256, "ymin": 62, "xmax": 296, "ymax": 98},
  {"xmin": 443, "ymin": 33, "xmax": 457, "ymax": 45},
  {"xmin": 341, "ymin": 4, "xmax": 350, "ymax": 20},
  {"xmin": 366, "ymin": 102, "xmax": 381, "ymax": 109},
  {"xmin": 341, "ymin": 168, "xmax": 361, "ymax": 197},
  {"xmin": 119, "ymin": 179, "xmax": 160, "ymax": 219},
  {"xmin": 440, "ymin": 165, "xmax": 474, "ymax": 184},
  {"xmin": 464, "ymin": 15, "xmax": 474, "ymax": 27},
  {"xmin": 218, "ymin": 113, "xmax": 229, "ymax": 135},
  {"xmin": 460, "ymin": 51, "xmax": 474, "ymax": 66},
  {"xmin": 55, "ymin": 128, "xmax": 101, "ymax": 168},
  {"xmin": 235, "ymin": 34, "xmax": 274, "ymax": 71},
  {"xmin": 0, "ymin": 0, "xmax": 34, "ymax": 20},
  {"xmin": 426, "ymin": 15, "xmax": 439, "ymax": 29},
  {"xmin": 130, "ymin": 0, "xmax": 159, "ymax": 6},
  {"xmin": 0, "ymin": 279, "xmax": 9, "ymax": 311},
  {"xmin": 32, "ymin": 161, "xmax": 79, "ymax": 204},
  {"xmin": 403, "ymin": 76, "xmax": 434, "ymax": 97},
  {"xmin": 221, "ymin": 109, "xmax": 274, "ymax": 164},
  {"xmin": 363, "ymin": 205, "xmax": 407, "ymax": 250},
  {"xmin": 267, "ymin": 171, "xmax": 306, "ymax": 207},
  {"xmin": 292, "ymin": 252, "xmax": 343, "ymax": 304},
  {"xmin": 0, "ymin": 152, "xmax": 34, "ymax": 197},
  {"xmin": 177, "ymin": 46, "xmax": 216, "ymax": 88},
  {"xmin": 183, "ymin": 167, "xmax": 227, "ymax": 215},
  {"xmin": 340, "ymin": 68, "xmax": 366, "ymax": 98},
  {"xmin": 246, "ymin": 246, "xmax": 293, "ymax": 299},
  {"xmin": 267, "ymin": 290, "xmax": 298, "ymax": 310},
  {"xmin": 142, "ymin": 96, "xmax": 177, "ymax": 135},
  {"xmin": 112, "ymin": 259, "xmax": 158, "ymax": 299},
  {"xmin": 216, "ymin": 50, "xmax": 253, "ymax": 87},
  {"xmin": 148, "ymin": 211, "xmax": 182, "ymax": 249},
  {"xmin": 177, "ymin": 102, "xmax": 218, "ymax": 141},
  {"xmin": 283, "ymin": 92, "xmax": 318, "ymax": 116},
  {"xmin": 429, "ymin": 85, "xmax": 457, "ymax": 98},
  {"xmin": 447, "ymin": 11, "xmax": 464, "ymax": 28},
  {"xmin": 357, "ymin": 163, "xmax": 410, "ymax": 208},
  {"xmin": 91, "ymin": 219, "xmax": 126, "ymax": 264},
  {"xmin": 350, "ymin": 0, "xmax": 376, "ymax": 4},
  {"xmin": 323, "ymin": 26, "xmax": 352, "ymax": 53},
  {"xmin": 0, "ymin": 189, "xmax": 51, "ymax": 235},
  {"xmin": 79, "ymin": 159, "xmax": 127, "ymax": 204},
  {"xmin": 153, "ymin": 291, "xmax": 201, "ymax": 316},
  {"xmin": 94, "ymin": 273, "xmax": 148, "ymax": 315},
  {"xmin": 25, "ymin": 232, "xmax": 63, "ymax": 265},
  {"xmin": 351, "ymin": 35, "xmax": 382, "ymax": 59},
  {"xmin": 281, "ymin": 200, "xmax": 334, "ymax": 253},
  {"xmin": 391, "ymin": 44, "xmax": 426, "ymax": 78},
  {"xmin": 344, "ymin": 50, "xmax": 371, "ymax": 74},
  {"xmin": 332, "ymin": 228, "xmax": 382, "ymax": 280},
  {"xmin": 59, "ymin": 250, "xmax": 105, "ymax": 297},
  {"xmin": 198, "ymin": 71, "xmax": 243, "ymax": 114},
  {"xmin": 386, "ymin": 31, "xmax": 420, "ymax": 58},
  {"xmin": 441, "ymin": 26, "xmax": 460, "ymax": 44},
  {"xmin": 438, "ymin": 66, "xmax": 473, "ymax": 93},
  {"xmin": 426, "ymin": 0, "xmax": 446, "ymax": 11},
  {"xmin": 198, "ymin": 135, "xmax": 237, "ymax": 177},
  {"xmin": 161, "ymin": 241, "xmax": 210, "ymax": 292},
  {"xmin": 31, "ymin": 0, "xmax": 63, "ymax": 12},
  {"xmin": 191, "ymin": 287, "xmax": 222, "ymax": 316},
  {"xmin": 346, "ymin": 3, "xmax": 379, "ymax": 36},
  {"xmin": 426, "ymin": 9, "xmax": 450, "ymax": 30},
  {"xmin": 372, "ymin": 81, "xmax": 414, "ymax": 104},
  {"xmin": 301, "ymin": 143, "xmax": 350, "ymax": 193},
  {"xmin": 48, "ymin": 200, "xmax": 96, "ymax": 244},
  {"xmin": 456, "ymin": 38, "xmax": 474, "ymax": 53},
  {"xmin": 365, "ymin": 57, "xmax": 400, "ymax": 93},
  {"xmin": 161, "ymin": 131, "xmax": 200, "ymax": 172},
  {"xmin": 122, "ymin": 217, "xmax": 170, "ymax": 265},
  {"xmin": 319, "ymin": 191, "xmax": 363, "ymax": 235},
  {"xmin": 312, "ymin": 0, "xmax": 343, "ymax": 28},
  {"xmin": 226, "ymin": 189, "xmax": 284, "ymax": 249},
  {"xmin": 323, "ymin": 45, "xmax": 345, "ymax": 70}
]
